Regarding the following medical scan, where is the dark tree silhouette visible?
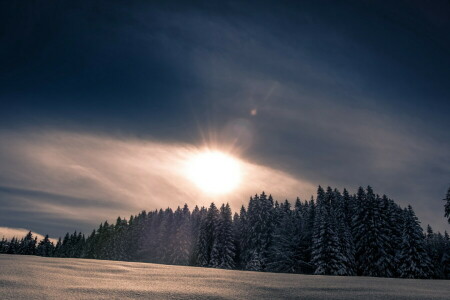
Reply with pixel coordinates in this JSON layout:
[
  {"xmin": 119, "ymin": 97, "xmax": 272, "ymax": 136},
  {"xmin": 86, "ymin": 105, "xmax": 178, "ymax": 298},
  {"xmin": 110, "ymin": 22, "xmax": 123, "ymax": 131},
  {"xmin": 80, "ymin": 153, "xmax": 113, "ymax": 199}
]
[{"xmin": 3, "ymin": 186, "xmax": 449, "ymax": 280}]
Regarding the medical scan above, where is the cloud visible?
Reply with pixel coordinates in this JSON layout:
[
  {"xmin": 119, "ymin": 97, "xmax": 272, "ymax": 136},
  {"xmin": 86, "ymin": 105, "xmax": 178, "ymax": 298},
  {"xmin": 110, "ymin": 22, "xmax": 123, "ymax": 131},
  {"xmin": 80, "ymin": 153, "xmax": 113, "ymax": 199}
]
[
  {"xmin": 0, "ymin": 2, "xmax": 448, "ymax": 236},
  {"xmin": 0, "ymin": 130, "xmax": 316, "ymax": 237},
  {"xmin": 0, "ymin": 227, "xmax": 57, "ymax": 243}
]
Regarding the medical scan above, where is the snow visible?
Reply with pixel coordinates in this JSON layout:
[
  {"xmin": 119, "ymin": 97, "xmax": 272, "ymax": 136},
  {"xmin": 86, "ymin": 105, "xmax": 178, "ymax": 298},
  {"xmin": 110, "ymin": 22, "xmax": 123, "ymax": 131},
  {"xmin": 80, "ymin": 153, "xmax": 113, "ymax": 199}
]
[{"xmin": 0, "ymin": 254, "xmax": 449, "ymax": 299}]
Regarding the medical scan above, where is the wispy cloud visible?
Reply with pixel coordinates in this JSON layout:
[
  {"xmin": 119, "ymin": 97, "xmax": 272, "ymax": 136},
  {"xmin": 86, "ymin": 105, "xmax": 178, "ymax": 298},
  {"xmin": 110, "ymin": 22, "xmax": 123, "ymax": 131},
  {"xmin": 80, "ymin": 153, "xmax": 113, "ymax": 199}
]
[
  {"xmin": 0, "ymin": 2, "xmax": 448, "ymax": 237},
  {"xmin": 0, "ymin": 130, "xmax": 316, "ymax": 237},
  {"xmin": 0, "ymin": 227, "xmax": 57, "ymax": 243}
]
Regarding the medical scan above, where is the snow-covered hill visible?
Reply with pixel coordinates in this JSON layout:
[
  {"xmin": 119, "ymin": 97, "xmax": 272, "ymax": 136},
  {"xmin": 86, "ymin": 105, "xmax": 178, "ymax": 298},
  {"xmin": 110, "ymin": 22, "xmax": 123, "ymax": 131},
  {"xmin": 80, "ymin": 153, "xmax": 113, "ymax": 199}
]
[{"xmin": 0, "ymin": 254, "xmax": 448, "ymax": 299}]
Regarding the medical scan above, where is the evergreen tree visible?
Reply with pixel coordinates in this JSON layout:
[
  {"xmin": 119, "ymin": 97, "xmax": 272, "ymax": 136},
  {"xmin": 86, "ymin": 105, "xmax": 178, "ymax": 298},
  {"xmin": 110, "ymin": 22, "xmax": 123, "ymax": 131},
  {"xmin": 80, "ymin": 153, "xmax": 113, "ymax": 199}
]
[
  {"xmin": 424, "ymin": 226, "xmax": 449, "ymax": 279},
  {"xmin": 444, "ymin": 187, "xmax": 450, "ymax": 224},
  {"xmin": 335, "ymin": 189, "xmax": 356, "ymax": 275},
  {"xmin": 4, "ymin": 185, "xmax": 444, "ymax": 279},
  {"xmin": 83, "ymin": 230, "xmax": 96, "ymax": 259},
  {"xmin": 36, "ymin": 235, "xmax": 54, "ymax": 257},
  {"xmin": 268, "ymin": 199, "xmax": 311, "ymax": 273},
  {"xmin": 442, "ymin": 232, "xmax": 450, "ymax": 279},
  {"xmin": 53, "ymin": 237, "xmax": 62, "ymax": 257},
  {"xmin": 311, "ymin": 186, "xmax": 347, "ymax": 275},
  {"xmin": 170, "ymin": 204, "xmax": 192, "ymax": 265},
  {"xmin": 19, "ymin": 231, "xmax": 36, "ymax": 255},
  {"xmin": 352, "ymin": 186, "xmax": 392, "ymax": 277},
  {"xmin": 196, "ymin": 203, "xmax": 219, "ymax": 267},
  {"xmin": 0, "ymin": 237, "xmax": 7, "ymax": 253},
  {"xmin": 7, "ymin": 237, "xmax": 20, "ymax": 254},
  {"xmin": 189, "ymin": 206, "xmax": 205, "ymax": 266},
  {"xmin": 397, "ymin": 206, "xmax": 432, "ymax": 278},
  {"xmin": 245, "ymin": 192, "xmax": 274, "ymax": 271},
  {"xmin": 210, "ymin": 203, "xmax": 235, "ymax": 269},
  {"xmin": 156, "ymin": 208, "xmax": 174, "ymax": 263},
  {"xmin": 234, "ymin": 205, "xmax": 248, "ymax": 269}
]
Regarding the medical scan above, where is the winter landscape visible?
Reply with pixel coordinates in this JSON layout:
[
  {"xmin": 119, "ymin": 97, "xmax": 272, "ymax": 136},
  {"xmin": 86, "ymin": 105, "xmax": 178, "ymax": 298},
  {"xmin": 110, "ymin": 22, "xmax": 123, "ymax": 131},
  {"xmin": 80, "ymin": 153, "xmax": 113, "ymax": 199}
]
[
  {"xmin": 1, "ymin": 1, "xmax": 450, "ymax": 299},
  {"xmin": 2, "ymin": 255, "xmax": 450, "ymax": 300}
]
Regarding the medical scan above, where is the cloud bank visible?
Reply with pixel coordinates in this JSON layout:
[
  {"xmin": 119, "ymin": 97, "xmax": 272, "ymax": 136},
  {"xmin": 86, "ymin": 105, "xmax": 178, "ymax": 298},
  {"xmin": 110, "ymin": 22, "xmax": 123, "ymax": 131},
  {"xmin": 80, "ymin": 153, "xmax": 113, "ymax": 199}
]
[
  {"xmin": 0, "ymin": 227, "xmax": 56, "ymax": 243},
  {"xmin": 0, "ymin": 2, "xmax": 448, "ymax": 237},
  {"xmin": 0, "ymin": 130, "xmax": 316, "ymax": 237}
]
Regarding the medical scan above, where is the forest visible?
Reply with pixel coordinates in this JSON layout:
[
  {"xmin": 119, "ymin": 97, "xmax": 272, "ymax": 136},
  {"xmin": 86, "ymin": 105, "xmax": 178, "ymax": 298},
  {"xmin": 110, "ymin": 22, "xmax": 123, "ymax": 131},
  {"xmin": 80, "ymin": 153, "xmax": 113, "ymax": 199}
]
[{"xmin": 2, "ymin": 186, "xmax": 450, "ymax": 279}]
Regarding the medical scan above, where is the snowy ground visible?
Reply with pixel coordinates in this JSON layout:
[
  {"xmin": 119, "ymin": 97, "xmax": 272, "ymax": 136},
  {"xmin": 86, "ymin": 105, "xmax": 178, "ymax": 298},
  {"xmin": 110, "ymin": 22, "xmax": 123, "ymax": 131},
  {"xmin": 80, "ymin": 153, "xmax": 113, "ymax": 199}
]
[{"xmin": 0, "ymin": 254, "xmax": 449, "ymax": 300}]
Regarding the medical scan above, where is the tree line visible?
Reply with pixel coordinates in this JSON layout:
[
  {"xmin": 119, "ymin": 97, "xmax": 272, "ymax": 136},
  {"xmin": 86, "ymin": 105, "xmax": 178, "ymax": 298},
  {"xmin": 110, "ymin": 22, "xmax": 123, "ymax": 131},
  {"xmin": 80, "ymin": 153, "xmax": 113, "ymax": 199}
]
[{"xmin": 1, "ymin": 186, "xmax": 450, "ymax": 279}]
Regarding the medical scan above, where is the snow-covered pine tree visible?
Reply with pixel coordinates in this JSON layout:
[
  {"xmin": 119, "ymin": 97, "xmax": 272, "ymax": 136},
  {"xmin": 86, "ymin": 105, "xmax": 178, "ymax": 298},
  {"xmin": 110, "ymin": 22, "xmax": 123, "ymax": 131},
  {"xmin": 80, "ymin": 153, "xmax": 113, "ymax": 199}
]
[
  {"xmin": 442, "ymin": 232, "xmax": 450, "ymax": 279},
  {"xmin": 94, "ymin": 223, "xmax": 105, "ymax": 259},
  {"xmin": 129, "ymin": 211, "xmax": 145, "ymax": 260},
  {"xmin": 53, "ymin": 237, "xmax": 62, "ymax": 257},
  {"xmin": 352, "ymin": 186, "xmax": 391, "ymax": 277},
  {"xmin": 7, "ymin": 237, "xmax": 19, "ymax": 254},
  {"xmin": 303, "ymin": 196, "xmax": 315, "ymax": 263},
  {"xmin": 139, "ymin": 210, "xmax": 161, "ymax": 262},
  {"xmin": 245, "ymin": 192, "xmax": 274, "ymax": 271},
  {"xmin": 112, "ymin": 216, "xmax": 128, "ymax": 261},
  {"xmin": 241, "ymin": 200, "xmax": 255, "ymax": 268},
  {"xmin": 83, "ymin": 230, "xmax": 96, "ymax": 259},
  {"xmin": 196, "ymin": 202, "xmax": 219, "ymax": 267},
  {"xmin": 294, "ymin": 197, "xmax": 302, "ymax": 214},
  {"xmin": 268, "ymin": 199, "xmax": 293, "ymax": 272},
  {"xmin": 102, "ymin": 221, "xmax": 115, "ymax": 259},
  {"xmin": 0, "ymin": 237, "xmax": 6, "ymax": 253},
  {"xmin": 19, "ymin": 231, "xmax": 36, "ymax": 255},
  {"xmin": 342, "ymin": 189, "xmax": 353, "ymax": 228},
  {"xmin": 334, "ymin": 189, "xmax": 356, "ymax": 275},
  {"xmin": 444, "ymin": 187, "xmax": 450, "ymax": 224},
  {"xmin": 234, "ymin": 205, "xmax": 248, "ymax": 269},
  {"xmin": 170, "ymin": 204, "xmax": 192, "ymax": 265},
  {"xmin": 424, "ymin": 225, "xmax": 447, "ymax": 279},
  {"xmin": 232, "ymin": 212, "xmax": 241, "ymax": 268},
  {"xmin": 381, "ymin": 195, "xmax": 402, "ymax": 275},
  {"xmin": 76, "ymin": 232, "xmax": 86, "ymax": 258},
  {"xmin": 210, "ymin": 203, "xmax": 235, "ymax": 269},
  {"xmin": 157, "ymin": 208, "xmax": 174, "ymax": 263},
  {"xmin": 397, "ymin": 206, "xmax": 432, "ymax": 279},
  {"xmin": 189, "ymin": 205, "xmax": 205, "ymax": 266},
  {"xmin": 36, "ymin": 234, "xmax": 54, "ymax": 257},
  {"xmin": 268, "ymin": 199, "xmax": 311, "ymax": 273},
  {"xmin": 311, "ymin": 186, "xmax": 347, "ymax": 275},
  {"xmin": 169, "ymin": 207, "xmax": 183, "ymax": 264}
]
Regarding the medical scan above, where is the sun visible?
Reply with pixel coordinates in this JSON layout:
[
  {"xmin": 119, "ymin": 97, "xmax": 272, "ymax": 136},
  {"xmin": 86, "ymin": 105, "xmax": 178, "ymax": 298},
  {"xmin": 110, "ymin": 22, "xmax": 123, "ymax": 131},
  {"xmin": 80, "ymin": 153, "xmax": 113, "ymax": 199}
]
[{"xmin": 186, "ymin": 150, "xmax": 242, "ymax": 194}]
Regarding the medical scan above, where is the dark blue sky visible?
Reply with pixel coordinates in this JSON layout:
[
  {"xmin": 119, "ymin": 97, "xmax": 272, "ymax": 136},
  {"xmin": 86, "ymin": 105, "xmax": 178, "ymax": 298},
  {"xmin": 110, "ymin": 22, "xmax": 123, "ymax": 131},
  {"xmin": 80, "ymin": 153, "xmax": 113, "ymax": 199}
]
[{"xmin": 1, "ymin": 0, "xmax": 449, "ymax": 236}]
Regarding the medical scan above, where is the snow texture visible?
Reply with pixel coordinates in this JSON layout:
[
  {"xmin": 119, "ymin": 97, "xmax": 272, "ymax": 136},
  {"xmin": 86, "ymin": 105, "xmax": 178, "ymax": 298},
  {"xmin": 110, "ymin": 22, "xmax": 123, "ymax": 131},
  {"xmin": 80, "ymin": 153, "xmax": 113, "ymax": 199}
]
[{"xmin": 0, "ymin": 254, "xmax": 449, "ymax": 300}]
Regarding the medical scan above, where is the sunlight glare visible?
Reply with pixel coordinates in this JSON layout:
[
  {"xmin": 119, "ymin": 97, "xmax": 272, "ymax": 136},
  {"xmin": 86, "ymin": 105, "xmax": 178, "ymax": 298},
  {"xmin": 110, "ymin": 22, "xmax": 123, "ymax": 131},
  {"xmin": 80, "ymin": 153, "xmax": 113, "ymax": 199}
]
[{"xmin": 186, "ymin": 150, "xmax": 241, "ymax": 194}]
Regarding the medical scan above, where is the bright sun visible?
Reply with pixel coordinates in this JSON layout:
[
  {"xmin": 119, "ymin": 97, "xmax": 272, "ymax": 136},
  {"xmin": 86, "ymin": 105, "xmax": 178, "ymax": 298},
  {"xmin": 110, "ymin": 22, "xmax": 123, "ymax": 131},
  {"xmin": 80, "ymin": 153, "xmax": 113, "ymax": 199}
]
[{"xmin": 186, "ymin": 150, "xmax": 242, "ymax": 194}]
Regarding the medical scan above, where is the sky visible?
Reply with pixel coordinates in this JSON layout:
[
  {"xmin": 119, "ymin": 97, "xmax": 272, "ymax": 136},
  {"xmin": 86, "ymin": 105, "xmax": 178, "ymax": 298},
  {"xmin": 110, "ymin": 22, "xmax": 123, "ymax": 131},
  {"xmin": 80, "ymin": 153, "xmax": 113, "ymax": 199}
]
[{"xmin": 0, "ymin": 0, "xmax": 449, "ymax": 238}]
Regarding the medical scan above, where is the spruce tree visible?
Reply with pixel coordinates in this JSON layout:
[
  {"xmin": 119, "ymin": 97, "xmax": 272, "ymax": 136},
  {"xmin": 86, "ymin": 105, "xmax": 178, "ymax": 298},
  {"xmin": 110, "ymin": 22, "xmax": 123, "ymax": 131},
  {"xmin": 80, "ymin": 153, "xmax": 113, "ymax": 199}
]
[
  {"xmin": 235, "ymin": 205, "xmax": 248, "ymax": 269},
  {"xmin": 210, "ymin": 203, "xmax": 235, "ymax": 269},
  {"xmin": 352, "ymin": 186, "xmax": 391, "ymax": 277},
  {"xmin": 170, "ymin": 204, "xmax": 192, "ymax": 265},
  {"xmin": 189, "ymin": 206, "xmax": 204, "ymax": 266},
  {"xmin": 53, "ymin": 237, "xmax": 62, "ymax": 257},
  {"xmin": 335, "ymin": 189, "xmax": 356, "ymax": 275},
  {"xmin": 269, "ymin": 199, "xmax": 311, "ymax": 273},
  {"xmin": 5, "ymin": 185, "xmax": 442, "ymax": 279},
  {"xmin": 196, "ymin": 203, "xmax": 219, "ymax": 267},
  {"xmin": 0, "ymin": 237, "xmax": 6, "ymax": 253},
  {"xmin": 444, "ymin": 187, "xmax": 450, "ymax": 224},
  {"xmin": 36, "ymin": 235, "xmax": 54, "ymax": 257},
  {"xmin": 311, "ymin": 186, "xmax": 347, "ymax": 275},
  {"xmin": 7, "ymin": 237, "xmax": 19, "ymax": 254},
  {"xmin": 397, "ymin": 206, "xmax": 432, "ymax": 278},
  {"xmin": 442, "ymin": 232, "xmax": 450, "ymax": 279},
  {"xmin": 19, "ymin": 231, "xmax": 36, "ymax": 255},
  {"xmin": 157, "ymin": 208, "xmax": 174, "ymax": 263}
]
